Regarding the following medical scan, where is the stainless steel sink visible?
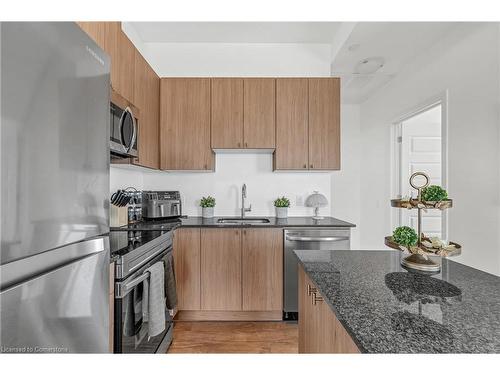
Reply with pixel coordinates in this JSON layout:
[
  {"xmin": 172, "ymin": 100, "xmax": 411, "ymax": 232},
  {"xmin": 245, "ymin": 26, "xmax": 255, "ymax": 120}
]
[{"xmin": 217, "ymin": 218, "xmax": 271, "ymax": 225}]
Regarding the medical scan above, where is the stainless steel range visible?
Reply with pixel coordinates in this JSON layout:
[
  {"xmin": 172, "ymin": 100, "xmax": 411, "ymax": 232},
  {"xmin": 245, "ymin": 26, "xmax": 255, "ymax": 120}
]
[{"xmin": 111, "ymin": 229, "xmax": 176, "ymax": 354}]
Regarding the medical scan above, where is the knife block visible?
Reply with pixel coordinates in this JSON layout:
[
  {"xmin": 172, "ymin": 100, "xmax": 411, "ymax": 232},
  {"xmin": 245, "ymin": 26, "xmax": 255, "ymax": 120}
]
[{"xmin": 110, "ymin": 205, "xmax": 128, "ymax": 227}]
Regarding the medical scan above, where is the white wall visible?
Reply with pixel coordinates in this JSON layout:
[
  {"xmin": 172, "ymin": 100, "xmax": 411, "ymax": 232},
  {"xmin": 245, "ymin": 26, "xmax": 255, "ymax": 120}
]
[
  {"xmin": 141, "ymin": 153, "xmax": 331, "ymax": 217},
  {"xmin": 359, "ymin": 23, "xmax": 500, "ymax": 275},
  {"xmin": 332, "ymin": 104, "xmax": 361, "ymax": 249}
]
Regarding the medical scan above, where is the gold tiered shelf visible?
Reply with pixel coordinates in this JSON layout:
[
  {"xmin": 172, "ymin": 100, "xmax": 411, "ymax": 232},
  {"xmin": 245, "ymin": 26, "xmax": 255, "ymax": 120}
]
[
  {"xmin": 384, "ymin": 236, "xmax": 462, "ymax": 257},
  {"xmin": 386, "ymin": 171, "xmax": 463, "ymax": 272},
  {"xmin": 391, "ymin": 198, "xmax": 453, "ymax": 210}
]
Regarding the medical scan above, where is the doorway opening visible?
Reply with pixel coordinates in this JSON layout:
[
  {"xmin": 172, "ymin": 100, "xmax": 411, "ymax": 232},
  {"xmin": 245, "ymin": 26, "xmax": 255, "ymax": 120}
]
[{"xmin": 394, "ymin": 102, "xmax": 447, "ymax": 240}]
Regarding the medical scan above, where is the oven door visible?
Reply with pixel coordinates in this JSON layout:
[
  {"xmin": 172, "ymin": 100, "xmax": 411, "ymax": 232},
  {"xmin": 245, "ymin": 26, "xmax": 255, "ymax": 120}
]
[
  {"xmin": 110, "ymin": 104, "xmax": 138, "ymax": 158},
  {"xmin": 114, "ymin": 249, "xmax": 173, "ymax": 353}
]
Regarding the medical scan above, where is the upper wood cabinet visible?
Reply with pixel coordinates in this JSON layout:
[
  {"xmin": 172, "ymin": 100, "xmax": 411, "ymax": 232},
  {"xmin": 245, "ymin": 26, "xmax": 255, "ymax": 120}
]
[
  {"xmin": 211, "ymin": 78, "xmax": 243, "ymax": 148},
  {"xmin": 116, "ymin": 30, "xmax": 136, "ymax": 104},
  {"xmin": 308, "ymin": 78, "xmax": 340, "ymax": 170},
  {"xmin": 275, "ymin": 78, "xmax": 309, "ymax": 170},
  {"xmin": 132, "ymin": 50, "xmax": 159, "ymax": 169},
  {"xmin": 242, "ymin": 228, "xmax": 283, "ymax": 311},
  {"xmin": 243, "ymin": 78, "xmax": 276, "ymax": 149},
  {"xmin": 210, "ymin": 78, "xmax": 276, "ymax": 149},
  {"xmin": 275, "ymin": 77, "xmax": 341, "ymax": 171},
  {"xmin": 160, "ymin": 78, "xmax": 214, "ymax": 171},
  {"xmin": 200, "ymin": 228, "xmax": 242, "ymax": 310},
  {"xmin": 77, "ymin": 22, "xmax": 135, "ymax": 105}
]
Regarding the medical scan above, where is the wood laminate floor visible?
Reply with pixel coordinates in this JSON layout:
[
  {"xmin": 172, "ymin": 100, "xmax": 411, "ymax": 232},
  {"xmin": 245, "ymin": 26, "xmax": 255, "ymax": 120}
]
[{"xmin": 167, "ymin": 321, "xmax": 299, "ymax": 353}]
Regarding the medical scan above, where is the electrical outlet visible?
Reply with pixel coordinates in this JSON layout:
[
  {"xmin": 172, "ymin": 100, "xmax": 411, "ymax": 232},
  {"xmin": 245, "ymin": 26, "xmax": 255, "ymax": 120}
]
[{"xmin": 296, "ymin": 195, "xmax": 304, "ymax": 206}]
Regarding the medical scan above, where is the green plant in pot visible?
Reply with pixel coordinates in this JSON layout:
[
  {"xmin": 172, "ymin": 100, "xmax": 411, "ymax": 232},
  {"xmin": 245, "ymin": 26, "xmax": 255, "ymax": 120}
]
[
  {"xmin": 392, "ymin": 226, "xmax": 418, "ymax": 251},
  {"xmin": 274, "ymin": 196, "xmax": 290, "ymax": 219},
  {"xmin": 200, "ymin": 196, "xmax": 216, "ymax": 218},
  {"xmin": 421, "ymin": 185, "xmax": 448, "ymax": 202}
]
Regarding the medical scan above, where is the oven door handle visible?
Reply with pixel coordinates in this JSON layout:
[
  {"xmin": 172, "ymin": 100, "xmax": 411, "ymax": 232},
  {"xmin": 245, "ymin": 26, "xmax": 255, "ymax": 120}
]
[
  {"xmin": 115, "ymin": 272, "xmax": 150, "ymax": 299},
  {"xmin": 285, "ymin": 235, "xmax": 349, "ymax": 242}
]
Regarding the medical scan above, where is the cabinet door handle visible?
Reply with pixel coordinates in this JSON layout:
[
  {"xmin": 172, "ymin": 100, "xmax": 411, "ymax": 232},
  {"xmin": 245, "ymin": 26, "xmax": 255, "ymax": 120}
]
[
  {"xmin": 237, "ymin": 142, "xmax": 241, "ymax": 147},
  {"xmin": 310, "ymin": 164, "xmax": 314, "ymax": 169},
  {"xmin": 303, "ymin": 164, "xmax": 307, "ymax": 169},
  {"xmin": 243, "ymin": 230, "xmax": 246, "ymax": 235},
  {"xmin": 312, "ymin": 291, "xmax": 323, "ymax": 305},
  {"xmin": 244, "ymin": 142, "xmax": 248, "ymax": 148},
  {"xmin": 307, "ymin": 284, "xmax": 317, "ymax": 296}
]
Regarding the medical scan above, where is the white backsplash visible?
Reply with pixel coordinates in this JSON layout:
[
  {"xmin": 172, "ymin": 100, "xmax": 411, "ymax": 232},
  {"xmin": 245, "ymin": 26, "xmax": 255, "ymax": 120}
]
[{"xmin": 111, "ymin": 153, "xmax": 332, "ymax": 217}]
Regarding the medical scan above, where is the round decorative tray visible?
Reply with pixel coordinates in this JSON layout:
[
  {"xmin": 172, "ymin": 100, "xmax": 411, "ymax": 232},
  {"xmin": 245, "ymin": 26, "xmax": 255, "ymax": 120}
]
[
  {"xmin": 384, "ymin": 236, "xmax": 462, "ymax": 257},
  {"xmin": 391, "ymin": 198, "xmax": 453, "ymax": 210}
]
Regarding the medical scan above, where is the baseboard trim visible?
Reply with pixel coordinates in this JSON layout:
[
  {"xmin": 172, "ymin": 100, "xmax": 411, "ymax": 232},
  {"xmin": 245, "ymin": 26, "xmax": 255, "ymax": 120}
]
[{"xmin": 175, "ymin": 310, "xmax": 283, "ymax": 321}]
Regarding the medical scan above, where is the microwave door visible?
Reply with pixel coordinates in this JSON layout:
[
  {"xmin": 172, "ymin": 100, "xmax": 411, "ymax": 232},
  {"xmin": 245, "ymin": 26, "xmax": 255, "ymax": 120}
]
[{"xmin": 120, "ymin": 108, "xmax": 136, "ymax": 154}]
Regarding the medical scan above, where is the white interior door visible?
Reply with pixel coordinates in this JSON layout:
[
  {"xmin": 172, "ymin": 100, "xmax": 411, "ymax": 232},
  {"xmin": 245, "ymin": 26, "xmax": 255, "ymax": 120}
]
[{"xmin": 400, "ymin": 105, "xmax": 442, "ymax": 238}]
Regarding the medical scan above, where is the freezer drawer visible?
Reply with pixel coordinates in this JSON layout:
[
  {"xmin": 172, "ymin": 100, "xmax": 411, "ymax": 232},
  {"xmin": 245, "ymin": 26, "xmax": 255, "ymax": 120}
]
[{"xmin": 0, "ymin": 242, "xmax": 109, "ymax": 353}]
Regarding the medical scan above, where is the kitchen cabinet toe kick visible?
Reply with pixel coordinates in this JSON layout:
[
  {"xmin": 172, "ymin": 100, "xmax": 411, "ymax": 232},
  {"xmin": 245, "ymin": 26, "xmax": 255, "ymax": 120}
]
[{"xmin": 174, "ymin": 310, "xmax": 283, "ymax": 322}]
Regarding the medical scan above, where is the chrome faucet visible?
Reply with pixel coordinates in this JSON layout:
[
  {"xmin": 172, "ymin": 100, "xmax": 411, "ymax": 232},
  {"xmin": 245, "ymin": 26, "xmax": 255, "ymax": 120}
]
[{"xmin": 241, "ymin": 183, "xmax": 252, "ymax": 218}]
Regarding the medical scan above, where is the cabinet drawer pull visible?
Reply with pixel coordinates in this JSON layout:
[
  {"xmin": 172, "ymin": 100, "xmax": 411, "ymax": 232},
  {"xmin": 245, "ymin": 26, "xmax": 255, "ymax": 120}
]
[
  {"xmin": 312, "ymin": 291, "xmax": 323, "ymax": 305},
  {"xmin": 307, "ymin": 284, "xmax": 317, "ymax": 296},
  {"xmin": 310, "ymin": 164, "xmax": 314, "ymax": 169}
]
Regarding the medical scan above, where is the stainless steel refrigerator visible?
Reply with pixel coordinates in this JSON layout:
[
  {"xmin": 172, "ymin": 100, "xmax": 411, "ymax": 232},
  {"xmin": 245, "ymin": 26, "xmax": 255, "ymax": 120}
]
[{"xmin": 0, "ymin": 23, "xmax": 110, "ymax": 353}]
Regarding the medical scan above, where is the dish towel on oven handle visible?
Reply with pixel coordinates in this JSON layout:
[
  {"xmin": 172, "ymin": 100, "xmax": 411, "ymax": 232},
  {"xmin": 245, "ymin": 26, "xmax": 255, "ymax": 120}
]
[
  {"xmin": 142, "ymin": 261, "xmax": 166, "ymax": 339},
  {"xmin": 162, "ymin": 253, "xmax": 178, "ymax": 310}
]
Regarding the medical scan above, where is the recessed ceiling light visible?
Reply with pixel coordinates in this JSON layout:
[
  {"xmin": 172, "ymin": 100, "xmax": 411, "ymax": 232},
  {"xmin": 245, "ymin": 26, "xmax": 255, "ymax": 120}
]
[{"xmin": 354, "ymin": 57, "xmax": 385, "ymax": 74}]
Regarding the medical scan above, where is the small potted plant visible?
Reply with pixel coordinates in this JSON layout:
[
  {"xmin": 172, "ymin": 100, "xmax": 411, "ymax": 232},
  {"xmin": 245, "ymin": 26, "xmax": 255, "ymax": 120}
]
[
  {"xmin": 392, "ymin": 226, "xmax": 418, "ymax": 252},
  {"xmin": 200, "ymin": 196, "xmax": 216, "ymax": 218},
  {"xmin": 421, "ymin": 185, "xmax": 448, "ymax": 202},
  {"xmin": 274, "ymin": 196, "xmax": 290, "ymax": 218}
]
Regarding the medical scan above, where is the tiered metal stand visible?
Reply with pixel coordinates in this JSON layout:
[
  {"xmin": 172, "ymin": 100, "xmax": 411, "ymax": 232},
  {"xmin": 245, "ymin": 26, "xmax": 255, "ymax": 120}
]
[{"xmin": 385, "ymin": 172, "xmax": 461, "ymax": 273}]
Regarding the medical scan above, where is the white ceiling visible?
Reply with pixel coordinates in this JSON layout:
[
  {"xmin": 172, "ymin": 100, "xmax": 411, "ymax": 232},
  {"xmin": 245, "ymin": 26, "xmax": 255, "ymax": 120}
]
[
  {"xmin": 129, "ymin": 22, "xmax": 341, "ymax": 44},
  {"xmin": 331, "ymin": 22, "xmax": 458, "ymax": 103},
  {"xmin": 126, "ymin": 22, "xmax": 460, "ymax": 104}
]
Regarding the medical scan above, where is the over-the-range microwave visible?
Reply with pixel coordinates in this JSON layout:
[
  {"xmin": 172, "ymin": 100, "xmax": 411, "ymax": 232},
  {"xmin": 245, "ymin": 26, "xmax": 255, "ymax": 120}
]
[{"xmin": 110, "ymin": 101, "xmax": 138, "ymax": 158}]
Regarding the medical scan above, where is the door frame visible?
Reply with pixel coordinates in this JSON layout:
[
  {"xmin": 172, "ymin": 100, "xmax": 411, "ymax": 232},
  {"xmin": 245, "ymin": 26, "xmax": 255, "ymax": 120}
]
[{"xmin": 390, "ymin": 91, "xmax": 449, "ymax": 240}]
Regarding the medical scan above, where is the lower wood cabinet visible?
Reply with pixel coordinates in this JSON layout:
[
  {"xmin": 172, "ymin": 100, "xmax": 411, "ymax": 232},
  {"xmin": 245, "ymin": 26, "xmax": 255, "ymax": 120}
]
[
  {"xmin": 242, "ymin": 228, "xmax": 282, "ymax": 311},
  {"xmin": 201, "ymin": 228, "xmax": 242, "ymax": 310},
  {"xmin": 173, "ymin": 227, "xmax": 283, "ymax": 320},
  {"xmin": 173, "ymin": 228, "xmax": 201, "ymax": 310},
  {"xmin": 298, "ymin": 265, "xmax": 359, "ymax": 353}
]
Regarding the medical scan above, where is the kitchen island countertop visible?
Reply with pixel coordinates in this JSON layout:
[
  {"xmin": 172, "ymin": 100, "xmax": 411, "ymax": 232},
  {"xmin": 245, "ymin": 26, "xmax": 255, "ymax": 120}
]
[{"xmin": 294, "ymin": 249, "xmax": 500, "ymax": 353}]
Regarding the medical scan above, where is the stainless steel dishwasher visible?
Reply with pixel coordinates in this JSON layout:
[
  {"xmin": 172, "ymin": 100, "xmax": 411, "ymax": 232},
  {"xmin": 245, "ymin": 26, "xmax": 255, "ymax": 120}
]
[{"xmin": 283, "ymin": 228, "xmax": 351, "ymax": 319}]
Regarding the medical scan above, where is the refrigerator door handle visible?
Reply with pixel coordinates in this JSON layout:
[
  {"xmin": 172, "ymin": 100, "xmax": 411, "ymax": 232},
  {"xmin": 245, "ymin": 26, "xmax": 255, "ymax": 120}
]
[{"xmin": 0, "ymin": 236, "xmax": 109, "ymax": 292}]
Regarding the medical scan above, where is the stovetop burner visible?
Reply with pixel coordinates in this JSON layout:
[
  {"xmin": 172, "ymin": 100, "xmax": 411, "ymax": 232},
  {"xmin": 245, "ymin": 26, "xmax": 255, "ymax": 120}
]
[
  {"xmin": 110, "ymin": 230, "xmax": 164, "ymax": 257},
  {"xmin": 110, "ymin": 218, "xmax": 182, "ymax": 233}
]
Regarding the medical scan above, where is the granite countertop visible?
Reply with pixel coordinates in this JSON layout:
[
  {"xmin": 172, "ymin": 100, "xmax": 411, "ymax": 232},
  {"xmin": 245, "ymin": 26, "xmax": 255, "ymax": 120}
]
[
  {"xmin": 179, "ymin": 216, "xmax": 355, "ymax": 228},
  {"xmin": 111, "ymin": 216, "xmax": 355, "ymax": 231},
  {"xmin": 294, "ymin": 249, "xmax": 500, "ymax": 353}
]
